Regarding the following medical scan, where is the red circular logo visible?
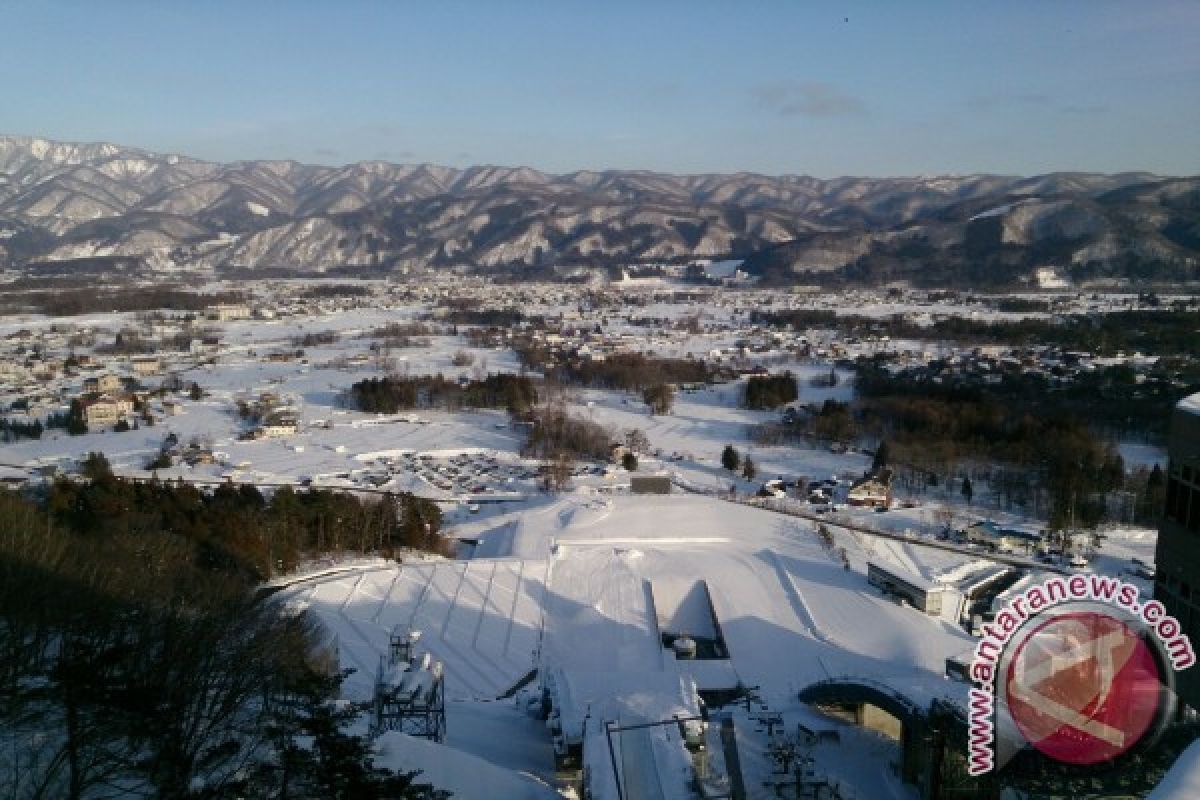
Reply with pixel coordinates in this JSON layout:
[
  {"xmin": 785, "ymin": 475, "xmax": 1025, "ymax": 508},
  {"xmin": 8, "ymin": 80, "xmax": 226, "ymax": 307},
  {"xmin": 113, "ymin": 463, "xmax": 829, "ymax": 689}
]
[{"xmin": 1004, "ymin": 611, "xmax": 1162, "ymax": 765}]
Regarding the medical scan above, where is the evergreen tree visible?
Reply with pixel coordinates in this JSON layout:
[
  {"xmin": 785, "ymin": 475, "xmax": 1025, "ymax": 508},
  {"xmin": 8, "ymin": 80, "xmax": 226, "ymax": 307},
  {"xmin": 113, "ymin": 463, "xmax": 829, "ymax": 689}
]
[
  {"xmin": 67, "ymin": 398, "xmax": 88, "ymax": 435},
  {"xmin": 254, "ymin": 670, "xmax": 447, "ymax": 799},
  {"xmin": 743, "ymin": 372, "xmax": 798, "ymax": 410},
  {"xmin": 872, "ymin": 440, "xmax": 891, "ymax": 472},
  {"xmin": 721, "ymin": 444, "xmax": 740, "ymax": 472},
  {"xmin": 742, "ymin": 457, "xmax": 757, "ymax": 481},
  {"xmin": 80, "ymin": 451, "xmax": 112, "ymax": 481},
  {"xmin": 1148, "ymin": 463, "xmax": 1164, "ymax": 488}
]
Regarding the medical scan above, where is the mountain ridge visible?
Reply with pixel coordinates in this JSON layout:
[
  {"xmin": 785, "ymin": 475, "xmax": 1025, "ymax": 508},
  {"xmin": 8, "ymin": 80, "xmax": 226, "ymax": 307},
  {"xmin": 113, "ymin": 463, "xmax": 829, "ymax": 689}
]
[{"xmin": 1, "ymin": 134, "xmax": 1196, "ymax": 286}]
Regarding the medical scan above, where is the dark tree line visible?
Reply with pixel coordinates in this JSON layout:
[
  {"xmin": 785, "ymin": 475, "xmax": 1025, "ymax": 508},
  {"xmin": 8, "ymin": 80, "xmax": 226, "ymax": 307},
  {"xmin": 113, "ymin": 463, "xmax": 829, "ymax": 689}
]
[
  {"xmin": 46, "ymin": 401, "xmax": 89, "ymax": 435},
  {"xmin": 292, "ymin": 331, "xmax": 340, "ymax": 347},
  {"xmin": 0, "ymin": 286, "xmax": 247, "ymax": 317},
  {"xmin": 348, "ymin": 373, "xmax": 537, "ymax": 415},
  {"xmin": 46, "ymin": 453, "xmax": 446, "ymax": 581},
  {"xmin": 856, "ymin": 356, "xmax": 1196, "ymax": 440},
  {"xmin": 0, "ymin": 485, "xmax": 446, "ymax": 799},
  {"xmin": 95, "ymin": 328, "xmax": 157, "ymax": 355},
  {"xmin": 439, "ymin": 308, "xmax": 526, "ymax": 327},
  {"xmin": 831, "ymin": 384, "xmax": 1127, "ymax": 527},
  {"xmin": 522, "ymin": 403, "xmax": 613, "ymax": 463},
  {"xmin": 515, "ymin": 348, "xmax": 721, "ymax": 392},
  {"xmin": 743, "ymin": 372, "xmax": 798, "ymax": 410},
  {"xmin": 362, "ymin": 322, "xmax": 435, "ymax": 349},
  {"xmin": 757, "ymin": 368, "xmax": 1147, "ymax": 527},
  {"xmin": 753, "ymin": 308, "xmax": 1200, "ymax": 359},
  {"xmin": 0, "ymin": 418, "xmax": 43, "ymax": 443}
]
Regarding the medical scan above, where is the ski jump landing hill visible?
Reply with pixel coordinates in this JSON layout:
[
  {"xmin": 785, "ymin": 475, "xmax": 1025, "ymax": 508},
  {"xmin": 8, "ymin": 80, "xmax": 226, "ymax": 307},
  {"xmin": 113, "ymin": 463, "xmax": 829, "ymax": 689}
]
[{"xmin": 284, "ymin": 493, "xmax": 978, "ymax": 799}]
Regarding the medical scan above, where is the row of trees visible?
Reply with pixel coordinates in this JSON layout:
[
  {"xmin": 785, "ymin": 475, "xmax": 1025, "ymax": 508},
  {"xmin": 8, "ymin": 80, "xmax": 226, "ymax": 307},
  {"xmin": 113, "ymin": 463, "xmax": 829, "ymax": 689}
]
[
  {"xmin": 348, "ymin": 373, "xmax": 537, "ymax": 415},
  {"xmin": 292, "ymin": 330, "xmax": 340, "ymax": 347},
  {"xmin": 522, "ymin": 401, "xmax": 613, "ymax": 464},
  {"xmin": 0, "ymin": 482, "xmax": 445, "ymax": 798},
  {"xmin": 752, "ymin": 306, "xmax": 1200, "ymax": 358},
  {"xmin": 515, "ymin": 348, "xmax": 721, "ymax": 392},
  {"xmin": 362, "ymin": 322, "xmax": 435, "ymax": 349},
  {"xmin": 439, "ymin": 308, "xmax": 526, "ymax": 327},
  {"xmin": 721, "ymin": 445, "xmax": 758, "ymax": 481},
  {"xmin": 1, "ymin": 286, "xmax": 247, "ymax": 317},
  {"xmin": 49, "ymin": 402, "xmax": 89, "ymax": 435},
  {"xmin": 743, "ymin": 372, "xmax": 799, "ymax": 410},
  {"xmin": 49, "ymin": 453, "xmax": 446, "ymax": 580},
  {"xmin": 856, "ymin": 356, "xmax": 1195, "ymax": 440},
  {"xmin": 779, "ymin": 388, "xmax": 1134, "ymax": 527},
  {"xmin": 0, "ymin": 418, "xmax": 44, "ymax": 443}
]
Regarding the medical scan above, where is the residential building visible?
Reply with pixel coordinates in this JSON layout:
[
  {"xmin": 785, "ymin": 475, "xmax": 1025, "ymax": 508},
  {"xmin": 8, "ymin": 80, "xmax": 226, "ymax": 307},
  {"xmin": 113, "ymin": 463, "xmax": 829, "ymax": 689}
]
[
  {"xmin": 847, "ymin": 468, "xmax": 894, "ymax": 509},
  {"xmin": 210, "ymin": 303, "xmax": 251, "ymax": 321},
  {"xmin": 82, "ymin": 393, "xmax": 134, "ymax": 428},
  {"xmin": 131, "ymin": 356, "xmax": 161, "ymax": 376},
  {"xmin": 1155, "ymin": 392, "xmax": 1200, "ymax": 708},
  {"xmin": 83, "ymin": 373, "xmax": 122, "ymax": 393},
  {"xmin": 190, "ymin": 337, "xmax": 221, "ymax": 355},
  {"xmin": 259, "ymin": 413, "xmax": 299, "ymax": 438}
]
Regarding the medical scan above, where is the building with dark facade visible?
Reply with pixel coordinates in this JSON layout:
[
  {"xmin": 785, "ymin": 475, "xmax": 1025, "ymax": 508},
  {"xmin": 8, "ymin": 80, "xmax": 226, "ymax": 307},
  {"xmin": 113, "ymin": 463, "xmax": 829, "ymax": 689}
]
[{"xmin": 1155, "ymin": 393, "xmax": 1200, "ymax": 708}]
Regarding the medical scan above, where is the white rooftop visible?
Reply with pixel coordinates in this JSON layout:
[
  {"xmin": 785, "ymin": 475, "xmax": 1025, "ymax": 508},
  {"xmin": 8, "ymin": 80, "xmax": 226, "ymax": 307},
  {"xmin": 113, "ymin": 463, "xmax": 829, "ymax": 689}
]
[{"xmin": 1179, "ymin": 391, "xmax": 1200, "ymax": 416}]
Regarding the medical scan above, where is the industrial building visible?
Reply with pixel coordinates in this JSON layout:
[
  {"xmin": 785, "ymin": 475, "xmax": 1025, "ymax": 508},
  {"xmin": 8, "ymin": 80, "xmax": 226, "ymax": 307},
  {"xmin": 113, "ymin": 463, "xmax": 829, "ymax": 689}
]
[{"xmin": 867, "ymin": 562, "xmax": 964, "ymax": 622}]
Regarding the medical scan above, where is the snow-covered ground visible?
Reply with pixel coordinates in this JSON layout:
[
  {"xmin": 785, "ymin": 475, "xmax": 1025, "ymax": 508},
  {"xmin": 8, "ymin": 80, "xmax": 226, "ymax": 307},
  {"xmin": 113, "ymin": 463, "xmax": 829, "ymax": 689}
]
[
  {"xmin": 291, "ymin": 492, "xmax": 977, "ymax": 798},
  {"xmin": 2, "ymin": 283, "xmax": 1185, "ymax": 799},
  {"xmin": 281, "ymin": 558, "xmax": 547, "ymax": 701}
]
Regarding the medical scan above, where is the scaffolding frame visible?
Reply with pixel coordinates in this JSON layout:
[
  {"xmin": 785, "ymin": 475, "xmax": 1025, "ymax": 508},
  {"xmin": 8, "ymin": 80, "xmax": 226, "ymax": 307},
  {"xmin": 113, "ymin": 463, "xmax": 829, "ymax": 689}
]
[{"xmin": 370, "ymin": 627, "xmax": 446, "ymax": 742}]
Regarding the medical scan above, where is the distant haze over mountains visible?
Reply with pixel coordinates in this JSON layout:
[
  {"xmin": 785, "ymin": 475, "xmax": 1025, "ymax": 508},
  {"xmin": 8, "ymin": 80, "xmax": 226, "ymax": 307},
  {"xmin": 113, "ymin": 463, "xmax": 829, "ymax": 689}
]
[{"xmin": 1, "ymin": 135, "xmax": 1197, "ymax": 286}]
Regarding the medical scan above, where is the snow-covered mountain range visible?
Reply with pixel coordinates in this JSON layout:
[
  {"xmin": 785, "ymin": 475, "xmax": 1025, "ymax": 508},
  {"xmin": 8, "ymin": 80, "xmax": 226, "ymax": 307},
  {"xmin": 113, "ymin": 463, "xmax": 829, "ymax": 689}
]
[{"xmin": 1, "ymin": 135, "xmax": 1196, "ymax": 285}]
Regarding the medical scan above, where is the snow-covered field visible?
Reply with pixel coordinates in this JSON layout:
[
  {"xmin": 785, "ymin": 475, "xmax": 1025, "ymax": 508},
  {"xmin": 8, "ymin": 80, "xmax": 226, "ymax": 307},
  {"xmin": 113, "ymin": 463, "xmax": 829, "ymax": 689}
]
[
  {"xmin": 286, "ymin": 493, "xmax": 979, "ymax": 798},
  {"xmin": 2, "ymin": 282, "xmax": 1180, "ymax": 799}
]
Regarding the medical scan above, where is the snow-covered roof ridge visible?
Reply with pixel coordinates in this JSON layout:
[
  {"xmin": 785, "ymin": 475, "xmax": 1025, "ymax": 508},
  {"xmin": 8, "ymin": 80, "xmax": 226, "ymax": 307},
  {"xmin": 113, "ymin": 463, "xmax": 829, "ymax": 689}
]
[{"xmin": 1178, "ymin": 392, "xmax": 1200, "ymax": 416}]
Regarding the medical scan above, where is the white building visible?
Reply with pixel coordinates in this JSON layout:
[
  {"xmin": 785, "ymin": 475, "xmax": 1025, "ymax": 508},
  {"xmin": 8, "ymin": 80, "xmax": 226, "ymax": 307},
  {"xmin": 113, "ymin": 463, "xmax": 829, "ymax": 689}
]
[
  {"xmin": 210, "ymin": 303, "xmax": 251, "ymax": 321},
  {"xmin": 82, "ymin": 393, "xmax": 134, "ymax": 428}
]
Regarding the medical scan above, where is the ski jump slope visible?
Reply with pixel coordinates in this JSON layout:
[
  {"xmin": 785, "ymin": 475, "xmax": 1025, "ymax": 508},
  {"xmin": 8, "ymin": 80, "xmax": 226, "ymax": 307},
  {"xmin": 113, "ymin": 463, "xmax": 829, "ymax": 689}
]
[
  {"xmin": 538, "ymin": 494, "xmax": 977, "ymax": 719},
  {"xmin": 286, "ymin": 492, "xmax": 975, "ymax": 714},
  {"xmin": 281, "ymin": 558, "xmax": 548, "ymax": 701}
]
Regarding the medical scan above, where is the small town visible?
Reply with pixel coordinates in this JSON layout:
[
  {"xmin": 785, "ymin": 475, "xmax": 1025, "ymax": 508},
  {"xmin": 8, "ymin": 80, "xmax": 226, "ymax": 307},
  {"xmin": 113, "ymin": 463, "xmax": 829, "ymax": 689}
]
[{"xmin": 3, "ymin": 3, "xmax": 1200, "ymax": 798}]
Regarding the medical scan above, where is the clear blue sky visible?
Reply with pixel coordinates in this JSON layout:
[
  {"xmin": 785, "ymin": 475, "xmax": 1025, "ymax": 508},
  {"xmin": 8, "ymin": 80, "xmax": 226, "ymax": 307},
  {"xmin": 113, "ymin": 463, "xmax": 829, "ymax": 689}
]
[{"xmin": 3, "ymin": 0, "xmax": 1198, "ymax": 177}]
